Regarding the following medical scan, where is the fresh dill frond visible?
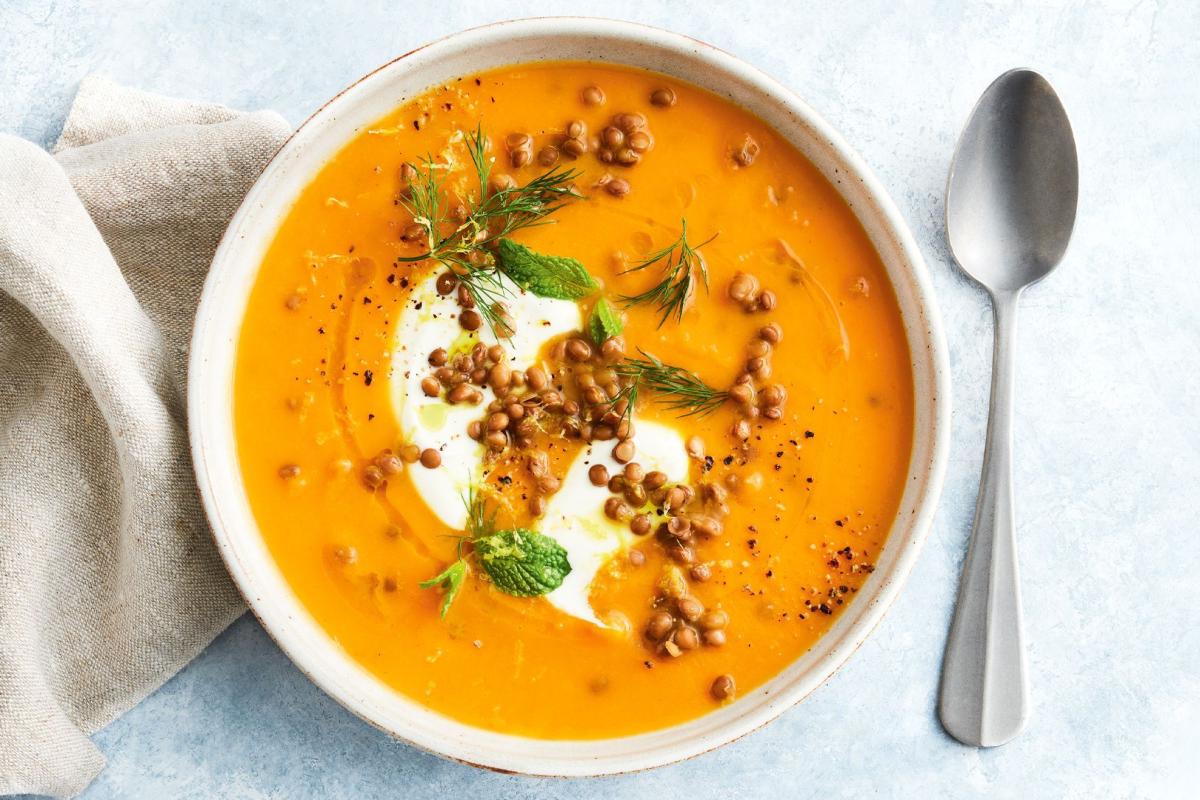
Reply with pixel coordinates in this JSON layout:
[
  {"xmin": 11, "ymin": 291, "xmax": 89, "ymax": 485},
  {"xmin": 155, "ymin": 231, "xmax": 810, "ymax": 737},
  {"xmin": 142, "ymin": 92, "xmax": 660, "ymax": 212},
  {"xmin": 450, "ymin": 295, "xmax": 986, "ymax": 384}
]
[
  {"xmin": 618, "ymin": 219, "xmax": 716, "ymax": 326},
  {"xmin": 395, "ymin": 127, "xmax": 582, "ymax": 337},
  {"xmin": 463, "ymin": 485, "xmax": 499, "ymax": 541},
  {"xmin": 610, "ymin": 349, "xmax": 729, "ymax": 423}
]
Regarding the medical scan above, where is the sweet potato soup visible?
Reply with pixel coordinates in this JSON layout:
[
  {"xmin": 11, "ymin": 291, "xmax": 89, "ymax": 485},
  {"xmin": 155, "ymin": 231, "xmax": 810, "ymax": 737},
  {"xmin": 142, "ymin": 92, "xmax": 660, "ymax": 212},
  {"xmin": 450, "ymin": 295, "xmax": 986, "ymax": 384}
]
[{"xmin": 235, "ymin": 62, "xmax": 913, "ymax": 738}]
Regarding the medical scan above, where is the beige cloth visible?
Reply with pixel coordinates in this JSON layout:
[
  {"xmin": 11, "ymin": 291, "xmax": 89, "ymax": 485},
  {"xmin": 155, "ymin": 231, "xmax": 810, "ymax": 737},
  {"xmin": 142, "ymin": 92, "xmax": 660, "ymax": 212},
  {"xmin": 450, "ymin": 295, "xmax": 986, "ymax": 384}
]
[{"xmin": 0, "ymin": 77, "xmax": 289, "ymax": 797}]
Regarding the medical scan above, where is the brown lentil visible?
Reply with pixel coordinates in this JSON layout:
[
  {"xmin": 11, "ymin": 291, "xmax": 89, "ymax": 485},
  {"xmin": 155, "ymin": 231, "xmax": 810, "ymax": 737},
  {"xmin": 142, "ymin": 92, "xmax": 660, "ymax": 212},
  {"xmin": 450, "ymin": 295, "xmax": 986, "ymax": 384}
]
[
  {"xmin": 615, "ymin": 112, "xmax": 646, "ymax": 133},
  {"xmin": 677, "ymin": 596, "xmax": 704, "ymax": 622},
  {"xmin": 623, "ymin": 483, "xmax": 647, "ymax": 506},
  {"xmin": 489, "ymin": 173, "xmax": 516, "ymax": 193},
  {"xmin": 565, "ymin": 338, "xmax": 592, "ymax": 361},
  {"xmin": 650, "ymin": 86, "xmax": 677, "ymax": 107},
  {"xmin": 674, "ymin": 626, "xmax": 699, "ymax": 650},
  {"xmin": 627, "ymin": 131, "xmax": 652, "ymax": 153},
  {"xmin": 419, "ymin": 448, "xmax": 441, "ymax": 468},
  {"xmin": 711, "ymin": 674, "xmax": 736, "ymax": 700},
  {"xmin": 278, "ymin": 464, "xmax": 301, "ymax": 479},
  {"xmin": 581, "ymin": 85, "xmax": 606, "ymax": 106},
  {"xmin": 460, "ymin": 309, "xmax": 482, "ymax": 331},
  {"xmin": 702, "ymin": 629, "xmax": 727, "ymax": 647},
  {"xmin": 362, "ymin": 464, "xmax": 384, "ymax": 489},
  {"xmin": 645, "ymin": 611, "xmax": 673, "ymax": 641},
  {"xmin": 729, "ymin": 382, "xmax": 754, "ymax": 406},
  {"xmin": 603, "ymin": 496, "xmax": 630, "ymax": 521},
  {"xmin": 435, "ymin": 272, "xmax": 458, "ymax": 295},
  {"xmin": 690, "ymin": 563, "xmax": 712, "ymax": 582},
  {"xmin": 375, "ymin": 452, "xmax": 403, "ymax": 475},
  {"xmin": 759, "ymin": 322, "xmax": 783, "ymax": 343},
  {"xmin": 733, "ymin": 135, "xmax": 760, "ymax": 166},
  {"xmin": 599, "ymin": 335, "xmax": 626, "ymax": 362},
  {"xmin": 588, "ymin": 464, "xmax": 610, "ymax": 487},
  {"xmin": 668, "ymin": 543, "xmax": 695, "ymax": 564},
  {"xmin": 561, "ymin": 136, "xmax": 587, "ymax": 158},
  {"xmin": 612, "ymin": 439, "xmax": 635, "ymax": 464},
  {"xmin": 526, "ymin": 365, "xmax": 548, "ymax": 390},
  {"xmin": 604, "ymin": 178, "xmax": 630, "ymax": 198},
  {"xmin": 630, "ymin": 514, "xmax": 652, "ymax": 536},
  {"xmin": 643, "ymin": 470, "xmax": 668, "ymax": 491}
]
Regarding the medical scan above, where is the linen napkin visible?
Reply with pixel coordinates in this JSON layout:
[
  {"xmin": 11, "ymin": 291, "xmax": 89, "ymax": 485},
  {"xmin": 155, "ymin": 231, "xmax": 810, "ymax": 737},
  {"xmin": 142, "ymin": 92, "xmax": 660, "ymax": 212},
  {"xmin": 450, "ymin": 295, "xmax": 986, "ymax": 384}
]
[{"xmin": 0, "ymin": 76, "xmax": 289, "ymax": 798}]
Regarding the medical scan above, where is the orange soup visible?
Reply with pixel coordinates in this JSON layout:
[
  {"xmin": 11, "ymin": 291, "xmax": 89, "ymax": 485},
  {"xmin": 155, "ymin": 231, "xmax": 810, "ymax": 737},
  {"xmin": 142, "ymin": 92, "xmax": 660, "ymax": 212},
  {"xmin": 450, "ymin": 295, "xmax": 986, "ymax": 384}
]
[{"xmin": 235, "ymin": 62, "xmax": 913, "ymax": 738}]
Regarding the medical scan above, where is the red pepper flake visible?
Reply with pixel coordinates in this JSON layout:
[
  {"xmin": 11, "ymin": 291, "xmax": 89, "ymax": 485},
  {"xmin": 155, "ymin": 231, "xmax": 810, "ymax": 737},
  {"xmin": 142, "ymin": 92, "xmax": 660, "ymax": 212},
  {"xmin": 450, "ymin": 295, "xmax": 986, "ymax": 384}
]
[{"xmin": 364, "ymin": 370, "xmax": 374, "ymax": 386}]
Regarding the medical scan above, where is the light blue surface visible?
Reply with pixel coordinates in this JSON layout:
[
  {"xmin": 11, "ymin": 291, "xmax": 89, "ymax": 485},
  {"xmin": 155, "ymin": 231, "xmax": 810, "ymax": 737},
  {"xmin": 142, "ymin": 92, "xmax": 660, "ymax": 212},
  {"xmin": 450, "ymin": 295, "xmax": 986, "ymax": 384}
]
[{"xmin": 3, "ymin": 1, "xmax": 1198, "ymax": 797}]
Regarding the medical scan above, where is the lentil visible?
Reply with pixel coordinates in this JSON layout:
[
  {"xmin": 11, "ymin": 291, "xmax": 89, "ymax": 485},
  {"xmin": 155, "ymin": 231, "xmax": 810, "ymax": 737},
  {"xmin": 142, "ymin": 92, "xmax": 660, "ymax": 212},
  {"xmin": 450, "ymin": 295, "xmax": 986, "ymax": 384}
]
[
  {"xmin": 650, "ymin": 86, "xmax": 677, "ymax": 107},
  {"xmin": 581, "ymin": 85, "xmax": 606, "ymax": 106},
  {"xmin": 588, "ymin": 464, "xmax": 610, "ymax": 486},
  {"xmin": 710, "ymin": 674, "xmax": 736, "ymax": 700}
]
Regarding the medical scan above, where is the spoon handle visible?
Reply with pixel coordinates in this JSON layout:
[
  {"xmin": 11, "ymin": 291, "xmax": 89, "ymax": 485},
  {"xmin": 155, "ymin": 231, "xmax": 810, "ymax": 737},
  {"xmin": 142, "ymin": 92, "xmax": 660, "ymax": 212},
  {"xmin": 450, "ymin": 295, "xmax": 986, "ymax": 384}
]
[{"xmin": 938, "ymin": 290, "xmax": 1030, "ymax": 747}]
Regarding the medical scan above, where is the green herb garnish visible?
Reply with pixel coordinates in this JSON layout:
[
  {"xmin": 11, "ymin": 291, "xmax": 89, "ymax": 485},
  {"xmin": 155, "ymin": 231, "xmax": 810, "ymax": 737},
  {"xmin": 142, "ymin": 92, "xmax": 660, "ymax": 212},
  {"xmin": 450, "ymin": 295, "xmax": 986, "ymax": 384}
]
[
  {"xmin": 418, "ymin": 558, "xmax": 467, "ymax": 619},
  {"xmin": 398, "ymin": 126, "xmax": 583, "ymax": 336},
  {"xmin": 619, "ymin": 219, "xmax": 716, "ymax": 326},
  {"xmin": 474, "ymin": 529, "xmax": 571, "ymax": 597},
  {"xmin": 587, "ymin": 296, "xmax": 624, "ymax": 345},
  {"xmin": 495, "ymin": 238, "xmax": 598, "ymax": 300},
  {"xmin": 418, "ymin": 487, "xmax": 571, "ymax": 617},
  {"xmin": 610, "ymin": 349, "xmax": 729, "ymax": 423}
]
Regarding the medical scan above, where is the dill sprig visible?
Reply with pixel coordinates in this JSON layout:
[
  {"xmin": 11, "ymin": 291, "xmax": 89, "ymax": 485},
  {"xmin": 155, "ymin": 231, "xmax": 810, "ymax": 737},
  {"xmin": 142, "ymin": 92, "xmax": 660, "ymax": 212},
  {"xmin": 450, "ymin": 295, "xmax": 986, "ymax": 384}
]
[
  {"xmin": 463, "ymin": 485, "xmax": 498, "ymax": 540},
  {"xmin": 396, "ymin": 127, "xmax": 582, "ymax": 337},
  {"xmin": 619, "ymin": 219, "xmax": 716, "ymax": 326},
  {"xmin": 610, "ymin": 349, "xmax": 729, "ymax": 423}
]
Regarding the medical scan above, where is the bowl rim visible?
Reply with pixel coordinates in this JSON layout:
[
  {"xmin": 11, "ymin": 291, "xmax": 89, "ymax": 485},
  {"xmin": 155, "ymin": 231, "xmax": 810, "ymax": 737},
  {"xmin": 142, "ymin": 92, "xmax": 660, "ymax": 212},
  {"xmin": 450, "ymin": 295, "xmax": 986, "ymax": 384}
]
[{"xmin": 188, "ymin": 15, "xmax": 951, "ymax": 776}]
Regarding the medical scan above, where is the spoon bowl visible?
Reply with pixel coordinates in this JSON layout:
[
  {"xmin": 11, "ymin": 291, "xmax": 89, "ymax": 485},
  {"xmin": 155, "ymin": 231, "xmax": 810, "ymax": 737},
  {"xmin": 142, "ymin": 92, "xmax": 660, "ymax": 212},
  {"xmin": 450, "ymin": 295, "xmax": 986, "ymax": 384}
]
[{"xmin": 947, "ymin": 69, "xmax": 1078, "ymax": 292}]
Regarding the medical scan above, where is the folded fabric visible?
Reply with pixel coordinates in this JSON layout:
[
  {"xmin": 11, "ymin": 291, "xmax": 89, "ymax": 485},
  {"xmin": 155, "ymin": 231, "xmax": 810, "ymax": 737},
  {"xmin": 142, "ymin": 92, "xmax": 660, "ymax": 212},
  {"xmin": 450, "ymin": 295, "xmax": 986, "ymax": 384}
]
[{"xmin": 0, "ymin": 76, "xmax": 289, "ymax": 798}]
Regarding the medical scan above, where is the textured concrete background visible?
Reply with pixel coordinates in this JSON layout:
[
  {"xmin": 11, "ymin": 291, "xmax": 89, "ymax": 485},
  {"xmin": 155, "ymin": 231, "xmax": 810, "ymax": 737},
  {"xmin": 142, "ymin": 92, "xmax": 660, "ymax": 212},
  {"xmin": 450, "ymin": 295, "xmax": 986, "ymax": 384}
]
[{"xmin": 2, "ymin": 1, "xmax": 1197, "ymax": 798}]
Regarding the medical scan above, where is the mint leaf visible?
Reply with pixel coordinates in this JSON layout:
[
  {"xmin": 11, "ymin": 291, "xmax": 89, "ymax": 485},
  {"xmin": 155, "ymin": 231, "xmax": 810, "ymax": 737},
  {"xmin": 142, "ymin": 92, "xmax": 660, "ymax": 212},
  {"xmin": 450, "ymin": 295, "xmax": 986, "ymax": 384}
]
[
  {"xmin": 418, "ymin": 558, "xmax": 467, "ymax": 617},
  {"xmin": 495, "ymin": 238, "xmax": 598, "ymax": 300},
  {"xmin": 474, "ymin": 529, "xmax": 571, "ymax": 597},
  {"xmin": 588, "ymin": 297, "xmax": 624, "ymax": 345}
]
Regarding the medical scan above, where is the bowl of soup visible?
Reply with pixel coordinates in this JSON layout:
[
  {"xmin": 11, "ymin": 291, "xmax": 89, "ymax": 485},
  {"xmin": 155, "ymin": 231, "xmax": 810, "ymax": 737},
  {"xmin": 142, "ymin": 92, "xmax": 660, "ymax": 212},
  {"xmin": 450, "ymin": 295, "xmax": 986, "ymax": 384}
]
[{"xmin": 189, "ymin": 17, "xmax": 950, "ymax": 775}]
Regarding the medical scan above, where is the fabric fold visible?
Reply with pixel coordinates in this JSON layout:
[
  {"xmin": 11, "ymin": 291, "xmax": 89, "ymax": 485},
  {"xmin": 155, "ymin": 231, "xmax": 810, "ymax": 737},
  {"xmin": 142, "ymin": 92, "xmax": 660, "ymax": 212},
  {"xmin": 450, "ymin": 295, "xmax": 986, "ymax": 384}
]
[{"xmin": 0, "ymin": 76, "xmax": 290, "ymax": 798}]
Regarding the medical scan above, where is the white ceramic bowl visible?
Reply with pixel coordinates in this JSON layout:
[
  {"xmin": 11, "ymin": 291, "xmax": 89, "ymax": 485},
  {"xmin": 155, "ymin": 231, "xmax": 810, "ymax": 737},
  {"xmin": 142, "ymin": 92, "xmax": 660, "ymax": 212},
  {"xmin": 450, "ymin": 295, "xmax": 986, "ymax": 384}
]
[{"xmin": 189, "ymin": 17, "xmax": 951, "ymax": 776}]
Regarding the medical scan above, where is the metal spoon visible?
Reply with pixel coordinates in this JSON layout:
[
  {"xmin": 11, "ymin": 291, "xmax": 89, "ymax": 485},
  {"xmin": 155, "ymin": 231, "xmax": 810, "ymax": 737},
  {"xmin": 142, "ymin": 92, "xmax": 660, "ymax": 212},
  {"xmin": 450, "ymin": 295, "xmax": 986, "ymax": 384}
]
[{"xmin": 938, "ymin": 69, "xmax": 1078, "ymax": 747}]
